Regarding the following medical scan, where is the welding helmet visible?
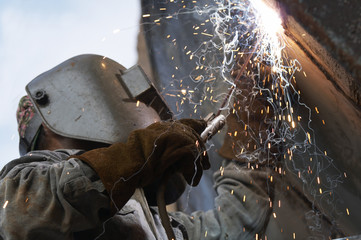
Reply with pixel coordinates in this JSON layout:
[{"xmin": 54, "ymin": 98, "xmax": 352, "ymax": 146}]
[
  {"xmin": 21, "ymin": 54, "xmax": 193, "ymax": 205},
  {"xmin": 23, "ymin": 54, "xmax": 172, "ymax": 153}
]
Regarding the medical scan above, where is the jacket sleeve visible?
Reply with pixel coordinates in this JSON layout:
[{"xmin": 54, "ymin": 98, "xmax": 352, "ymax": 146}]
[
  {"xmin": 0, "ymin": 150, "xmax": 111, "ymax": 240},
  {"xmin": 170, "ymin": 160, "xmax": 274, "ymax": 240}
]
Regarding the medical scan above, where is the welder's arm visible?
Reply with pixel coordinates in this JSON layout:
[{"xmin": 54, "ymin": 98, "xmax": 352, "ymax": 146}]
[
  {"xmin": 0, "ymin": 150, "xmax": 111, "ymax": 239},
  {"xmin": 76, "ymin": 119, "xmax": 210, "ymax": 213},
  {"xmin": 169, "ymin": 161, "xmax": 273, "ymax": 239},
  {"xmin": 0, "ymin": 119, "xmax": 208, "ymax": 239}
]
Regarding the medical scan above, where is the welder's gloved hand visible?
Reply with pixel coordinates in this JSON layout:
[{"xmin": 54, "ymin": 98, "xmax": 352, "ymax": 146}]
[{"xmin": 76, "ymin": 119, "xmax": 209, "ymax": 213}]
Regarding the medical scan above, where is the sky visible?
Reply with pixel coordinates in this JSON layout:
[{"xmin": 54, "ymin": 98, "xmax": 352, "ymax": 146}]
[{"xmin": 0, "ymin": 0, "xmax": 141, "ymax": 168}]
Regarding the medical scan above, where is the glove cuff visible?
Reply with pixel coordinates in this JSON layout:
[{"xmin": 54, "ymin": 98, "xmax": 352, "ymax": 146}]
[{"xmin": 74, "ymin": 146, "xmax": 140, "ymax": 214}]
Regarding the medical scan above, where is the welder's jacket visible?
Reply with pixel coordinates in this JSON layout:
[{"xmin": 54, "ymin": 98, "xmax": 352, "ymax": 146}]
[{"xmin": 0, "ymin": 150, "xmax": 272, "ymax": 239}]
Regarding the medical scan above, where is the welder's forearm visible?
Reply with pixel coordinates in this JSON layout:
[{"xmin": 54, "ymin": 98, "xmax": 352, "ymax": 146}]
[
  {"xmin": 213, "ymin": 162, "xmax": 273, "ymax": 236},
  {"xmin": 171, "ymin": 161, "xmax": 273, "ymax": 240},
  {"xmin": 0, "ymin": 153, "xmax": 110, "ymax": 239}
]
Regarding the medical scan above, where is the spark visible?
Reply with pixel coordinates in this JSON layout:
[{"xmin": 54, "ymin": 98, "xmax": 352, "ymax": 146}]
[
  {"xmin": 3, "ymin": 200, "xmax": 8, "ymax": 209},
  {"xmin": 307, "ymin": 132, "xmax": 311, "ymax": 143},
  {"xmin": 181, "ymin": 89, "xmax": 187, "ymax": 95},
  {"xmin": 201, "ymin": 32, "xmax": 213, "ymax": 37},
  {"xmin": 145, "ymin": 1, "xmax": 345, "ymax": 235},
  {"xmin": 220, "ymin": 166, "xmax": 224, "ymax": 176}
]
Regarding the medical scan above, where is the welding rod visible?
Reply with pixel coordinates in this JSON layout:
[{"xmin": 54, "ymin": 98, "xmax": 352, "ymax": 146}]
[{"xmin": 216, "ymin": 38, "xmax": 262, "ymax": 117}]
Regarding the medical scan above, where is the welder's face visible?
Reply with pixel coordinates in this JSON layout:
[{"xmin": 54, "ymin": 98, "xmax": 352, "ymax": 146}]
[{"xmin": 36, "ymin": 124, "xmax": 109, "ymax": 152}]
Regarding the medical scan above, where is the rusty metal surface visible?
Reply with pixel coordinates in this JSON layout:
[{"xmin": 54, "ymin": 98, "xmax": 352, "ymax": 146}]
[
  {"xmin": 272, "ymin": 2, "xmax": 361, "ymax": 234},
  {"xmin": 285, "ymin": 39, "xmax": 361, "ymax": 236},
  {"xmin": 275, "ymin": 0, "xmax": 361, "ymax": 106}
]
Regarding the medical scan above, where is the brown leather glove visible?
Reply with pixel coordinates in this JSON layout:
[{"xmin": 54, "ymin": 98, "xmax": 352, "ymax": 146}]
[{"xmin": 76, "ymin": 119, "xmax": 209, "ymax": 213}]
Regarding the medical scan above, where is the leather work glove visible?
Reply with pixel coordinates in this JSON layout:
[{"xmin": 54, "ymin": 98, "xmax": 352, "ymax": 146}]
[{"xmin": 75, "ymin": 119, "xmax": 210, "ymax": 213}]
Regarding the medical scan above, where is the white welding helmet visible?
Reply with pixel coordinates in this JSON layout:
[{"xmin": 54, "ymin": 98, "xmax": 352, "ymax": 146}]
[{"xmin": 25, "ymin": 54, "xmax": 172, "ymax": 148}]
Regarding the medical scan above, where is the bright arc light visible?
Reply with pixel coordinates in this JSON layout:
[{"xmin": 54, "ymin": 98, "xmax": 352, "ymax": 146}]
[
  {"xmin": 181, "ymin": 89, "xmax": 187, "ymax": 95},
  {"xmin": 250, "ymin": 0, "xmax": 283, "ymax": 35}
]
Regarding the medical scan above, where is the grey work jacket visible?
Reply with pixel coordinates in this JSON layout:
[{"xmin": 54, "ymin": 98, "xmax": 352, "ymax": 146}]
[{"xmin": 0, "ymin": 150, "xmax": 272, "ymax": 239}]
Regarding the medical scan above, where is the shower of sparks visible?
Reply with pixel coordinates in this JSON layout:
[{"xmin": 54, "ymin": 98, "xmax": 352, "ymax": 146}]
[
  {"xmin": 140, "ymin": 0, "xmax": 347, "ymax": 237},
  {"xmin": 183, "ymin": 0, "xmax": 307, "ymax": 169}
]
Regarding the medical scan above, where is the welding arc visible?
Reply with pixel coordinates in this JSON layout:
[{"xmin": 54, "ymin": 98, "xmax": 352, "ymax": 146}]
[{"xmin": 216, "ymin": 38, "xmax": 262, "ymax": 117}]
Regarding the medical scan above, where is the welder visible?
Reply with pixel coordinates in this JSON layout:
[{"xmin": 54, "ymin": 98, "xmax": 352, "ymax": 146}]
[{"xmin": 0, "ymin": 54, "xmax": 273, "ymax": 239}]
